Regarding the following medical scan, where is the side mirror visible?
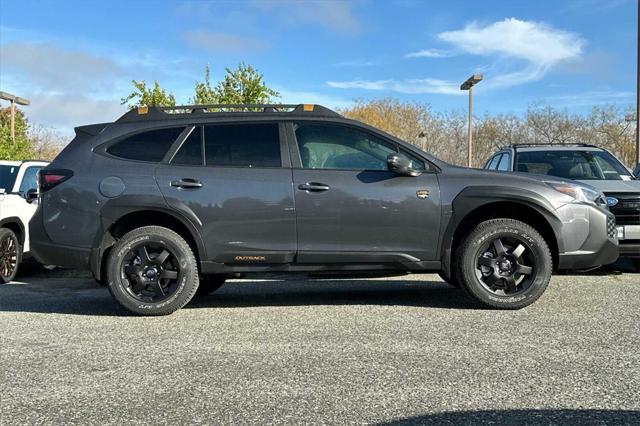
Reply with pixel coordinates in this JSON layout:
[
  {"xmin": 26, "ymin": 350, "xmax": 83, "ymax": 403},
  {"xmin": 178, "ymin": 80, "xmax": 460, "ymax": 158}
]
[
  {"xmin": 25, "ymin": 188, "xmax": 38, "ymax": 203},
  {"xmin": 387, "ymin": 154, "xmax": 421, "ymax": 177}
]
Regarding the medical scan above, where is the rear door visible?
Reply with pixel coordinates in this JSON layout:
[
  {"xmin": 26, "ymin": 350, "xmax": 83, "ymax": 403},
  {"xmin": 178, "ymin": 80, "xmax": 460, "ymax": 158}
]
[
  {"xmin": 288, "ymin": 121, "xmax": 441, "ymax": 263},
  {"xmin": 155, "ymin": 122, "xmax": 296, "ymax": 265}
]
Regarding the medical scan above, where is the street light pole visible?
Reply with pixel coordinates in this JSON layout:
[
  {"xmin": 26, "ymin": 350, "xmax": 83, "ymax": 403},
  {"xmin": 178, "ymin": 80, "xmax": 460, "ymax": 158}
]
[
  {"xmin": 636, "ymin": 0, "xmax": 639, "ymax": 164},
  {"xmin": 0, "ymin": 91, "xmax": 30, "ymax": 143},
  {"xmin": 460, "ymin": 74, "xmax": 483, "ymax": 167}
]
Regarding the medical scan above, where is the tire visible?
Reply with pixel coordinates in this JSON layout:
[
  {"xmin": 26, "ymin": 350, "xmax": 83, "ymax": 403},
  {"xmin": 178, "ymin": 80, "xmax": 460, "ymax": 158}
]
[
  {"xmin": 437, "ymin": 271, "xmax": 460, "ymax": 288},
  {"xmin": 632, "ymin": 258, "xmax": 640, "ymax": 273},
  {"xmin": 106, "ymin": 226, "xmax": 200, "ymax": 316},
  {"xmin": 196, "ymin": 274, "xmax": 226, "ymax": 296},
  {"xmin": 0, "ymin": 228, "xmax": 21, "ymax": 284},
  {"xmin": 454, "ymin": 218, "xmax": 552, "ymax": 310}
]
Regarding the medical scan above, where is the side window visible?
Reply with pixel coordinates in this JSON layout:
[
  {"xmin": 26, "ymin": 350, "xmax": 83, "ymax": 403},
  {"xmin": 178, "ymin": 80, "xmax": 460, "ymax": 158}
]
[
  {"xmin": 204, "ymin": 123, "xmax": 281, "ymax": 167},
  {"xmin": 18, "ymin": 166, "xmax": 41, "ymax": 193},
  {"xmin": 487, "ymin": 154, "xmax": 501, "ymax": 170},
  {"xmin": 497, "ymin": 153, "xmax": 511, "ymax": 171},
  {"xmin": 172, "ymin": 127, "xmax": 203, "ymax": 166},
  {"xmin": 294, "ymin": 123, "xmax": 397, "ymax": 171},
  {"xmin": 107, "ymin": 127, "xmax": 185, "ymax": 162}
]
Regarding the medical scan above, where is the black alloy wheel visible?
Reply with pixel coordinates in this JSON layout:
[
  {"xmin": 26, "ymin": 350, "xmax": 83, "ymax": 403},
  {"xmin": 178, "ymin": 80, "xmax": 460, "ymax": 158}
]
[
  {"xmin": 476, "ymin": 236, "xmax": 535, "ymax": 296},
  {"xmin": 121, "ymin": 242, "xmax": 181, "ymax": 303}
]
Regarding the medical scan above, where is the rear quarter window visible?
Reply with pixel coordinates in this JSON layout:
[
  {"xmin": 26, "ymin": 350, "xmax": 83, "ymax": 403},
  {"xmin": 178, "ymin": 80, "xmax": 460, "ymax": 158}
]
[{"xmin": 107, "ymin": 127, "xmax": 185, "ymax": 162}]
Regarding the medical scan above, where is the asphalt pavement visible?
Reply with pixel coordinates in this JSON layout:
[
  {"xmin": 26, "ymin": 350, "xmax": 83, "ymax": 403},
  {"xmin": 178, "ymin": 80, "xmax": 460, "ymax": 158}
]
[{"xmin": 1, "ymin": 267, "xmax": 639, "ymax": 424}]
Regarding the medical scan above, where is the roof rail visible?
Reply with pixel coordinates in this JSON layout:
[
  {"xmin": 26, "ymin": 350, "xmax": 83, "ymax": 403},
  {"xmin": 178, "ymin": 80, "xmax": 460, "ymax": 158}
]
[
  {"xmin": 116, "ymin": 103, "xmax": 341, "ymax": 123},
  {"xmin": 502, "ymin": 143, "xmax": 601, "ymax": 150}
]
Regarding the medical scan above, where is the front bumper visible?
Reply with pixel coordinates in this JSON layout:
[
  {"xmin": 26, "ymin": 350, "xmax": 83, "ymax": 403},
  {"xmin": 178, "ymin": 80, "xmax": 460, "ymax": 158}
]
[{"xmin": 556, "ymin": 203, "xmax": 619, "ymax": 270}]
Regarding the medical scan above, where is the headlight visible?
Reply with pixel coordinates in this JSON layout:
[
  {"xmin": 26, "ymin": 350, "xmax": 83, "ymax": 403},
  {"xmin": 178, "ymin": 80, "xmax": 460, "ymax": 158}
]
[{"xmin": 546, "ymin": 181, "xmax": 606, "ymax": 206}]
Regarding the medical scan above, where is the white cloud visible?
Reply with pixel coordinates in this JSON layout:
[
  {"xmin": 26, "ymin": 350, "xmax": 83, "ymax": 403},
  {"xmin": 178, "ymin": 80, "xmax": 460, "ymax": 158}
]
[
  {"xmin": 327, "ymin": 78, "xmax": 461, "ymax": 95},
  {"xmin": 183, "ymin": 30, "xmax": 268, "ymax": 53},
  {"xmin": 439, "ymin": 18, "xmax": 584, "ymax": 65},
  {"xmin": 405, "ymin": 48, "xmax": 451, "ymax": 58},
  {"xmin": 438, "ymin": 18, "xmax": 585, "ymax": 89},
  {"xmin": 331, "ymin": 18, "xmax": 586, "ymax": 96}
]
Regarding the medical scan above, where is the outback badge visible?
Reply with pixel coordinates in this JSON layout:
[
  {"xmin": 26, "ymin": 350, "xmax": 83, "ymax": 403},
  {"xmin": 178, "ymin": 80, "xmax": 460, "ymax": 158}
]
[{"xmin": 416, "ymin": 189, "xmax": 430, "ymax": 199}]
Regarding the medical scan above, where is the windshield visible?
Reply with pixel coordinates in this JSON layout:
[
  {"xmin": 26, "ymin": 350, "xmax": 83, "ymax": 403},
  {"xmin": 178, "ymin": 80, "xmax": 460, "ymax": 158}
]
[
  {"xmin": 514, "ymin": 150, "xmax": 633, "ymax": 181},
  {"xmin": 0, "ymin": 165, "xmax": 19, "ymax": 191}
]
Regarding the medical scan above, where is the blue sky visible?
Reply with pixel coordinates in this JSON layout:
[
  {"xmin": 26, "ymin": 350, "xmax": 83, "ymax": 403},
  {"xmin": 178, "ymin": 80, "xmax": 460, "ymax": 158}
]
[{"xmin": 0, "ymin": 0, "xmax": 636, "ymax": 134}]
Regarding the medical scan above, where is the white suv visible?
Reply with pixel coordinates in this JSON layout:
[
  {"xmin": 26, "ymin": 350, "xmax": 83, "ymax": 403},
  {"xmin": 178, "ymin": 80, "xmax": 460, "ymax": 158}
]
[{"xmin": 0, "ymin": 160, "xmax": 49, "ymax": 283}]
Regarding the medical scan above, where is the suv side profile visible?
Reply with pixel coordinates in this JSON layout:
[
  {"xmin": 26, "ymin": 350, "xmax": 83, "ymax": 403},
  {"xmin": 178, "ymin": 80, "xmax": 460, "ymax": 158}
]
[
  {"xmin": 485, "ymin": 144, "xmax": 639, "ymax": 270},
  {"xmin": 30, "ymin": 105, "xmax": 618, "ymax": 315},
  {"xmin": 0, "ymin": 160, "xmax": 49, "ymax": 283}
]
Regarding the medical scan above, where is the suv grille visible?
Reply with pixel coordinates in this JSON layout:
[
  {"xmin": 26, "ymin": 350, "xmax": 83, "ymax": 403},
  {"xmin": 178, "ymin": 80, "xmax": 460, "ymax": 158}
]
[{"xmin": 605, "ymin": 193, "xmax": 640, "ymax": 226}]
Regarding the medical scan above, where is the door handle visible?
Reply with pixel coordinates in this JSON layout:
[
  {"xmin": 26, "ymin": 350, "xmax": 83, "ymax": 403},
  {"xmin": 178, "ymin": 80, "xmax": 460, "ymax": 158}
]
[
  {"xmin": 171, "ymin": 178, "xmax": 203, "ymax": 189},
  {"xmin": 298, "ymin": 182, "xmax": 330, "ymax": 192}
]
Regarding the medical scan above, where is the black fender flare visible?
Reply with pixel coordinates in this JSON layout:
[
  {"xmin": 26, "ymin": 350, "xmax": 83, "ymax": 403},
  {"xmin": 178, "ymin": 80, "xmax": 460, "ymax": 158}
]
[
  {"xmin": 440, "ymin": 185, "xmax": 564, "ymax": 278},
  {"xmin": 91, "ymin": 195, "xmax": 207, "ymax": 281}
]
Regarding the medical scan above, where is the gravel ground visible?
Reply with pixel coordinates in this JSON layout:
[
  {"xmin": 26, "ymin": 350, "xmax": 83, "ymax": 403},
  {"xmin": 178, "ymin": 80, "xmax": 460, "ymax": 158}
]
[{"xmin": 1, "ymin": 267, "xmax": 639, "ymax": 425}]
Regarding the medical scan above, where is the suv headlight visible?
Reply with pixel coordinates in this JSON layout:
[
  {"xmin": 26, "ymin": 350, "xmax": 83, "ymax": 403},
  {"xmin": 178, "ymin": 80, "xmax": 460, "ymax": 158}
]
[{"xmin": 546, "ymin": 181, "xmax": 607, "ymax": 207}]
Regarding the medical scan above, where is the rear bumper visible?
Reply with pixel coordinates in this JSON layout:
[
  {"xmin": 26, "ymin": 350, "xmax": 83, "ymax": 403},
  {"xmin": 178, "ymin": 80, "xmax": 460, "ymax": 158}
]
[{"xmin": 29, "ymin": 206, "xmax": 92, "ymax": 269}]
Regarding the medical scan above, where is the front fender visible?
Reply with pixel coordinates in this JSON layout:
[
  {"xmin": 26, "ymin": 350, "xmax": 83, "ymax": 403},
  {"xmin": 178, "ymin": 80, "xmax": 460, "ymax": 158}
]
[{"xmin": 440, "ymin": 185, "xmax": 563, "ymax": 277}]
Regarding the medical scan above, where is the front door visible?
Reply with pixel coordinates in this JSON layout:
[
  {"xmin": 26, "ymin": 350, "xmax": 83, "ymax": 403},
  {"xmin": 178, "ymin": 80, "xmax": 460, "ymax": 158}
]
[
  {"xmin": 155, "ymin": 122, "xmax": 296, "ymax": 264},
  {"xmin": 289, "ymin": 121, "xmax": 441, "ymax": 263}
]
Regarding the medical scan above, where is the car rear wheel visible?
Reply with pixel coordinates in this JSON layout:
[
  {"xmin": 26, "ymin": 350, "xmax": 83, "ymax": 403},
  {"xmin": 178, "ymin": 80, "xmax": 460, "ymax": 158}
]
[
  {"xmin": 454, "ymin": 218, "xmax": 552, "ymax": 309},
  {"xmin": 196, "ymin": 274, "xmax": 226, "ymax": 296},
  {"xmin": 106, "ymin": 226, "xmax": 199, "ymax": 315},
  {"xmin": 0, "ymin": 228, "xmax": 21, "ymax": 284}
]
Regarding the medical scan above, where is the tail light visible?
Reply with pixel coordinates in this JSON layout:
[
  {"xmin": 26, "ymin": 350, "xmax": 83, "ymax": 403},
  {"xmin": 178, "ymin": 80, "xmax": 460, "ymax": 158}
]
[{"xmin": 38, "ymin": 169, "xmax": 73, "ymax": 192}]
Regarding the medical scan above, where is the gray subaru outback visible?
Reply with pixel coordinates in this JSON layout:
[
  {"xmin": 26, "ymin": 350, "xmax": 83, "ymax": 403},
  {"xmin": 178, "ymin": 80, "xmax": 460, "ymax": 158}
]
[
  {"xmin": 485, "ymin": 144, "xmax": 639, "ymax": 270},
  {"xmin": 30, "ymin": 104, "xmax": 618, "ymax": 315}
]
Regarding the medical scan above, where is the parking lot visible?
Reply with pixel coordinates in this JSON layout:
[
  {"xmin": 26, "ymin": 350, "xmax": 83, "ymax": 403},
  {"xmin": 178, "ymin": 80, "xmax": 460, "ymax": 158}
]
[{"xmin": 1, "ymin": 267, "xmax": 639, "ymax": 424}]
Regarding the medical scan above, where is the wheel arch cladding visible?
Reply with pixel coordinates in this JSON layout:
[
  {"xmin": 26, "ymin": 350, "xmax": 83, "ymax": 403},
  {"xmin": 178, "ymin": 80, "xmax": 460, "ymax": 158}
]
[
  {"xmin": 95, "ymin": 209, "xmax": 205, "ymax": 282},
  {"xmin": 442, "ymin": 187, "xmax": 562, "ymax": 277}
]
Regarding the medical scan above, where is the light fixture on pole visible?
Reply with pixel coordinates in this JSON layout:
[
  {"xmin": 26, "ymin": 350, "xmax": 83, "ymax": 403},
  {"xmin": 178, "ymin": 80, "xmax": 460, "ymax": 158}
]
[
  {"xmin": 460, "ymin": 74, "xmax": 483, "ymax": 168},
  {"xmin": 0, "ymin": 91, "xmax": 30, "ymax": 143}
]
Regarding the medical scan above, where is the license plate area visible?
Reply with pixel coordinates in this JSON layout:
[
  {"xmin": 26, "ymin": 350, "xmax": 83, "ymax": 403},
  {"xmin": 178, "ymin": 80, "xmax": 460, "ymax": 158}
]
[{"xmin": 616, "ymin": 226, "xmax": 625, "ymax": 240}]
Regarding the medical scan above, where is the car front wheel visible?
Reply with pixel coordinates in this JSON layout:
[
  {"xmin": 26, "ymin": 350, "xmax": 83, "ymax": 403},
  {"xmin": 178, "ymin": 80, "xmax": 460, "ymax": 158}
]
[
  {"xmin": 454, "ymin": 218, "xmax": 552, "ymax": 309},
  {"xmin": 0, "ymin": 228, "xmax": 21, "ymax": 284},
  {"xmin": 106, "ymin": 226, "xmax": 200, "ymax": 315}
]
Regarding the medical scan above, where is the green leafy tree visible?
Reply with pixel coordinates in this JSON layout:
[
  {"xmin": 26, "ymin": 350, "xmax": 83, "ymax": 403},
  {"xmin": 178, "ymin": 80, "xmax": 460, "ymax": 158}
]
[
  {"xmin": 121, "ymin": 80, "xmax": 176, "ymax": 109},
  {"xmin": 0, "ymin": 107, "xmax": 34, "ymax": 160},
  {"xmin": 193, "ymin": 63, "xmax": 279, "ymax": 105}
]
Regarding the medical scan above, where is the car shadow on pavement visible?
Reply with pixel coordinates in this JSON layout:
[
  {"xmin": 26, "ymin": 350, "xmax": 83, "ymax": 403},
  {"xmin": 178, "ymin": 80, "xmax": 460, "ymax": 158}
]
[
  {"xmin": 0, "ymin": 276, "xmax": 472, "ymax": 316},
  {"xmin": 189, "ymin": 278, "xmax": 470, "ymax": 310},
  {"xmin": 378, "ymin": 408, "xmax": 640, "ymax": 425}
]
